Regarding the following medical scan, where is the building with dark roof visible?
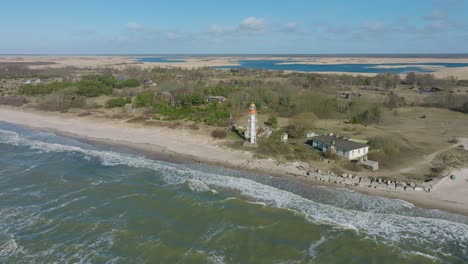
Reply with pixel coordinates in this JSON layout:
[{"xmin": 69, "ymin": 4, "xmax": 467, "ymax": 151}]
[{"xmin": 310, "ymin": 134, "xmax": 369, "ymax": 160}]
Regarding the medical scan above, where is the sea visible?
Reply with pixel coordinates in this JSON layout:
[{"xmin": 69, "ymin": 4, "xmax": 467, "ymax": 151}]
[
  {"xmin": 1, "ymin": 121, "xmax": 468, "ymax": 263},
  {"xmin": 138, "ymin": 55, "xmax": 468, "ymax": 74}
]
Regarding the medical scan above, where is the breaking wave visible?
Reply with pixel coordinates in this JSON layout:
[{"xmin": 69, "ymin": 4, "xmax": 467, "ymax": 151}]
[{"xmin": 1, "ymin": 128, "xmax": 468, "ymax": 258}]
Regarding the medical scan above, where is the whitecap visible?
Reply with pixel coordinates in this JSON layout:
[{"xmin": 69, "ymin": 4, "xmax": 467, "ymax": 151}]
[
  {"xmin": 0, "ymin": 232, "xmax": 17, "ymax": 258},
  {"xmin": 1, "ymin": 129, "xmax": 468, "ymax": 258}
]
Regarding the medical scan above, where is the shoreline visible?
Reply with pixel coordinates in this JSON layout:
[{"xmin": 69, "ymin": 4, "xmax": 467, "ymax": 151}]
[
  {"xmin": 2, "ymin": 55, "xmax": 468, "ymax": 78},
  {"xmin": 1, "ymin": 106, "xmax": 467, "ymax": 216}
]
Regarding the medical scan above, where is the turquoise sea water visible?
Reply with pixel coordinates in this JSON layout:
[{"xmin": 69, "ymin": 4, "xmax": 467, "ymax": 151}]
[
  {"xmin": 1, "ymin": 122, "xmax": 468, "ymax": 263},
  {"xmin": 137, "ymin": 57, "xmax": 468, "ymax": 74}
]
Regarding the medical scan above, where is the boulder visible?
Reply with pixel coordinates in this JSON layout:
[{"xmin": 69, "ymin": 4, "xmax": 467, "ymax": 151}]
[{"xmin": 359, "ymin": 177, "xmax": 372, "ymax": 187}]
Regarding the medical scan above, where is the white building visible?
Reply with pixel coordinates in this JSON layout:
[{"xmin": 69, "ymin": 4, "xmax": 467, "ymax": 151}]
[{"xmin": 311, "ymin": 135, "xmax": 369, "ymax": 160}]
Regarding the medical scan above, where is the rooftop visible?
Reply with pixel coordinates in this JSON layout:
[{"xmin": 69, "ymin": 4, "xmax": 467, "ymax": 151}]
[{"xmin": 312, "ymin": 135, "xmax": 368, "ymax": 151}]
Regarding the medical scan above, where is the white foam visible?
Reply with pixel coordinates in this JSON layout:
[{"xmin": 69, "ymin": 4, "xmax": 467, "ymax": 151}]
[
  {"xmin": 405, "ymin": 250, "xmax": 440, "ymax": 261},
  {"xmin": 42, "ymin": 196, "xmax": 87, "ymax": 213},
  {"xmin": 2, "ymin": 129, "xmax": 468, "ymax": 257},
  {"xmin": 391, "ymin": 199, "xmax": 415, "ymax": 209},
  {"xmin": 0, "ymin": 233, "xmax": 17, "ymax": 258},
  {"xmin": 185, "ymin": 179, "xmax": 212, "ymax": 193},
  {"xmin": 308, "ymin": 236, "xmax": 329, "ymax": 259}
]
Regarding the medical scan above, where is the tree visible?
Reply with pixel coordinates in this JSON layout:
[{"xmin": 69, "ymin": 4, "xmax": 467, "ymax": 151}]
[
  {"xmin": 373, "ymin": 73, "xmax": 400, "ymax": 92},
  {"xmin": 265, "ymin": 115, "xmax": 278, "ymax": 128},
  {"xmin": 405, "ymin": 72, "xmax": 417, "ymax": 86},
  {"xmin": 286, "ymin": 112, "xmax": 318, "ymax": 138},
  {"xmin": 385, "ymin": 91, "xmax": 405, "ymax": 108}
]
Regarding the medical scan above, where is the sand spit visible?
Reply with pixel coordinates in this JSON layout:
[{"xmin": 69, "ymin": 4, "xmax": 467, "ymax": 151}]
[{"xmin": 2, "ymin": 55, "xmax": 468, "ymax": 78}]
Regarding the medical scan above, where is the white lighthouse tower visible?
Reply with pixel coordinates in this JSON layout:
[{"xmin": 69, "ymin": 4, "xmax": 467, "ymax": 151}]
[{"xmin": 247, "ymin": 103, "xmax": 258, "ymax": 144}]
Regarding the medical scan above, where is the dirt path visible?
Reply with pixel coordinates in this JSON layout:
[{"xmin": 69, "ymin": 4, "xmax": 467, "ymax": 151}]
[{"xmin": 399, "ymin": 140, "xmax": 462, "ymax": 174}]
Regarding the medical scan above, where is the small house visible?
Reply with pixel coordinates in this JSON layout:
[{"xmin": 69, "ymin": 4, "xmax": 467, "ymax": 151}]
[
  {"xmin": 143, "ymin": 79, "xmax": 156, "ymax": 87},
  {"xmin": 205, "ymin": 96, "xmax": 227, "ymax": 103},
  {"xmin": 339, "ymin": 91, "xmax": 361, "ymax": 100},
  {"xmin": 310, "ymin": 134, "xmax": 369, "ymax": 160}
]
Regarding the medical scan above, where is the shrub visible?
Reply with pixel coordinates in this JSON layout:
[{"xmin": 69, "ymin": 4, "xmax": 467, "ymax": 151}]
[
  {"xmin": 106, "ymin": 97, "xmax": 132, "ymax": 108},
  {"xmin": 116, "ymin": 79, "xmax": 140, "ymax": 88},
  {"xmin": 133, "ymin": 92, "xmax": 155, "ymax": 108},
  {"xmin": 265, "ymin": 115, "xmax": 278, "ymax": 128},
  {"xmin": 18, "ymin": 82, "xmax": 72, "ymax": 95},
  {"xmin": 36, "ymin": 88, "xmax": 86, "ymax": 111},
  {"xmin": 75, "ymin": 80, "xmax": 113, "ymax": 97},
  {"xmin": 286, "ymin": 112, "xmax": 318, "ymax": 138},
  {"xmin": 343, "ymin": 162, "xmax": 362, "ymax": 172},
  {"xmin": 351, "ymin": 105, "xmax": 381, "ymax": 124},
  {"xmin": 82, "ymin": 75, "xmax": 117, "ymax": 87},
  {"xmin": 211, "ymin": 129, "xmax": 227, "ymax": 139}
]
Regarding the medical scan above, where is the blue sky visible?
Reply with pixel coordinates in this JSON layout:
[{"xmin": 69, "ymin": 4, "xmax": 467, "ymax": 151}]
[{"xmin": 1, "ymin": 0, "xmax": 467, "ymax": 54}]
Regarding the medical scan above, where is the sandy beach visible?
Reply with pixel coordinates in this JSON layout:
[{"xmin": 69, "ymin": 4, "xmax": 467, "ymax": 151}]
[
  {"xmin": 2, "ymin": 55, "xmax": 468, "ymax": 78},
  {"xmin": 1, "ymin": 106, "xmax": 467, "ymax": 216}
]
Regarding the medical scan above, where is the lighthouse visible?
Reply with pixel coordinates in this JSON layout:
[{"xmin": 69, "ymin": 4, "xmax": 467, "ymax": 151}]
[{"xmin": 247, "ymin": 103, "xmax": 258, "ymax": 144}]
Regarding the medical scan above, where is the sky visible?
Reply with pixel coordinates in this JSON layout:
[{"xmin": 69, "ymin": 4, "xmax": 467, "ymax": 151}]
[{"xmin": 1, "ymin": 0, "xmax": 468, "ymax": 54}]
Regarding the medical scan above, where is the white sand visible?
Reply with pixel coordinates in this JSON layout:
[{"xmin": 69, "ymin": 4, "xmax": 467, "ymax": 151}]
[{"xmin": 430, "ymin": 169, "xmax": 468, "ymax": 205}]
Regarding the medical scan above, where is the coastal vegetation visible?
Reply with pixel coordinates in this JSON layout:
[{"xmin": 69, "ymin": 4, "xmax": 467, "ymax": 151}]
[
  {"xmin": 106, "ymin": 97, "xmax": 132, "ymax": 108},
  {"xmin": 1, "ymin": 63, "xmax": 467, "ymax": 178},
  {"xmin": 18, "ymin": 74, "xmax": 139, "ymax": 97}
]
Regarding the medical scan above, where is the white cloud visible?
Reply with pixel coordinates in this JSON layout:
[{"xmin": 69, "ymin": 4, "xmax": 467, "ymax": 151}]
[
  {"xmin": 126, "ymin": 22, "xmax": 143, "ymax": 30},
  {"xmin": 281, "ymin": 22, "xmax": 298, "ymax": 32},
  {"xmin": 239, "ymin": 17, "xmax": 265, "ymax": 31}
]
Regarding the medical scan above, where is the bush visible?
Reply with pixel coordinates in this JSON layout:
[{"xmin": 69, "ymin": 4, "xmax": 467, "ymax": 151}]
[
  {"xmin": 133, "ymin": 92, "xmax": 155, "ymax": 108},
  {"xmin": 18, "ymin": 77, "xmax": 112, "ymax": 97},
  {"xmin": 211, "ymin": 129, "xmax": 227, "ymax": 139},
  {"xmin": 36, "ymin": 88, "xmax": 86, "ymax": 111},
  {"xmin": 265, "ymin": 115, "xmax": 278, "ymax": 128},
  {"xmin": 106, "ymin": 97, "xmax": 132, "ymax": 108},
  {"xmin": 75, "ymin": 80, "xmax": 113, "ymax": 97},
  {"xmin": 256, "ymin": 131, "xmax": 320, "ymax": 162},
  {"xmin": 286, "ymin": 112, "xmax": 318, "ymax": 138},
  {"xmin": 351, "ymin": 105, "xmax": 381, "ymax": 124},
  {"xmin": 82, "ymin": 75, "xmax": 117, "ymax": 87},
  {"xmin": 343, "ymin": 162, "xmax": 362, "ymax": 172},
  {"xmin": 18, "ymin": 82, "xmax": 72, "ymax": 95},
  {"xmin": 116, "ymin": 79, "xmax": 140, "ymax": 88}
]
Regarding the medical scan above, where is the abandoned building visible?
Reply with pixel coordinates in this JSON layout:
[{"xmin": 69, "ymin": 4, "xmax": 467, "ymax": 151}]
[{"xmin": 310, "ymin": 134, "xmax": 369, "ymax": 161}]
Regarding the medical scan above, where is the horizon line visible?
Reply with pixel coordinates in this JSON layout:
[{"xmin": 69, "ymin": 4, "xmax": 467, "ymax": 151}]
[{"xmin": 2, "ymin": 53, "xmax": 468, "ymax": 56}]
